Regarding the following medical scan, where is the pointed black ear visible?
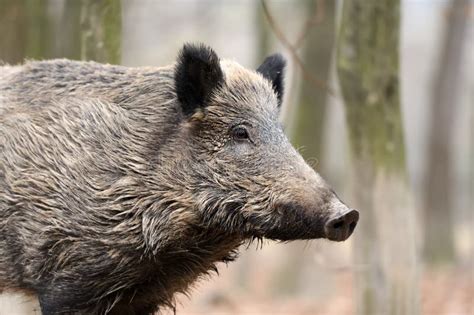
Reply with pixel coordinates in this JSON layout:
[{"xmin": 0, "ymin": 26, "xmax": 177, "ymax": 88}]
[
  {"xmin": 257, "ymin": 53, "xmax": 286, "ymax": 107},
  {"xmin": 175, "ymin": 43, "xmax": 224, "ymax": 117}
]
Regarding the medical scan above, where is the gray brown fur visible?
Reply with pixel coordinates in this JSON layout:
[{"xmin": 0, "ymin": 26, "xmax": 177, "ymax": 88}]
[{"xmin": 0, "ymin": 44, "xmax": 357, "ymax": 314}]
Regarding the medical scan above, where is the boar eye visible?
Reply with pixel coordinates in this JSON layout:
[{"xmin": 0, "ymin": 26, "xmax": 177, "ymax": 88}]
[{"xmin": 231, "ymin": 126, "xmax": 250, "ymax": 141}]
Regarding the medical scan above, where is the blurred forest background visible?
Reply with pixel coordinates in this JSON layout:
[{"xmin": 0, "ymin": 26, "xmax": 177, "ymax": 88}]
[{"xmin": 0, "ymin": 0, "xmax": 473, "ymax": 314}]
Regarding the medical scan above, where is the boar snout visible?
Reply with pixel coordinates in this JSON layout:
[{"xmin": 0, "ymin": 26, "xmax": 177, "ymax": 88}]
[{"xmin": 324, "ymin": 209, "xmax": 359, "ymax": 242}]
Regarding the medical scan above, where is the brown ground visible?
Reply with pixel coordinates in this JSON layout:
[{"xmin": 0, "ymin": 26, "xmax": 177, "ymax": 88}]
[
  {"xmin": 0, "ymin": 267, "xmax": 471, "ymax": 315},
  {"xmin": 169, "ymin": 267, "xmax": 474, "ymax": 315}
]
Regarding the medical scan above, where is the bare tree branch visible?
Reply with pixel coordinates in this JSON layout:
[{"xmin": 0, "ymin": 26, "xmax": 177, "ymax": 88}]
[
  {"xmin": 260, "ymin": 0, "xmax": 335, "ymax": 96},
  {"xmin": 293, "ymin": 0, "xmax": 325, "ymax": 49}
]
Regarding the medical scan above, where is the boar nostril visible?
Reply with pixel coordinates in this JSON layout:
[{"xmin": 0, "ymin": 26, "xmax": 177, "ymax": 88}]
[
  {"xmin": 324, "ymin": 209, "xmax": 359, "ymax": 242},
  {"xmin": 349, "ymin": 221, "xmax": 357, "ymax": 233},
  {"xmin": 331, "ymin": 220, "xmax": 344, "ymax": 229}
]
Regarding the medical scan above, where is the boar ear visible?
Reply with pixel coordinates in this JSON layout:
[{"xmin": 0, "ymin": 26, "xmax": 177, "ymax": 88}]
[
  {"xmin": 257, "ymin": 53, "xmax": 286, "ymax": 107},
  {"xmin": 175, "ymin": 43, "xmax": 224, "ymax": 117}
]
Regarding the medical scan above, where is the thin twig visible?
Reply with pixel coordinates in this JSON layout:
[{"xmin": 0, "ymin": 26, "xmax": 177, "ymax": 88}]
[
  {"xmin": 260, "ymin": 0, "xmax": 335, "ymax": 96},
  {"xmin": 293, "ymin": 0, "xmax": 325, "ymax": 49}
]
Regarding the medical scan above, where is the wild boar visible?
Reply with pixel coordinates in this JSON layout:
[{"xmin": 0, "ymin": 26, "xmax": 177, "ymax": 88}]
[{"xmin": 0, "ymin": 43, "xmax": 358, "ymax": 314}]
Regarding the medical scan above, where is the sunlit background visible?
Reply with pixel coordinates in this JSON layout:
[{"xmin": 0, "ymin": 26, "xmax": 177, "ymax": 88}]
[{"xmin": 0, "ymin": 0, "xmax": 473, "ymax": 314}]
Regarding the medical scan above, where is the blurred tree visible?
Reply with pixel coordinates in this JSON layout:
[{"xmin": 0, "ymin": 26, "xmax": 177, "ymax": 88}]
[
  {"xmin": 51, "ymin": 0, "xmax": 82, "ymax": 60},
  {"xmin": 256, "ymin": 0, "xmax": 272, "ymax": 62},
  {"xmin": 422, "ymin": 0, "xmax": 470, "ymax": 264},
  {"xmin": 80, "ymin": 0, "xmax": 122, "ymax": 64},
  {"xmin": 0, "ymin": 0, "xmax": 51, "ymax": 63},
  {"xmin": 0, "ymin": 0, "xmax": 27, "ymax": 63},
  {"xmin": 337, "ymin": 1, "xmax": 419, "ymax": 314},
  {"xmin": 0, "ymin": 0, "xmax": 121, "ymax": 64},
  {"xmin": 24, "ymin": 0, "xmax": 51, "ymax": 60},
  {"xmin": 291, "ymin": 0, "xmax": 335, "ymax": 165}
]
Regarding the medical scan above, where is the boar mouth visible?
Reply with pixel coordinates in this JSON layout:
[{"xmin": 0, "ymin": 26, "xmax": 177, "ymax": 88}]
[
  {"xmin": 249, "ymin": 202, "xmax": 359, "ymax": 242},
  {"xmin": 249, "ymin": 202, "xmax": 327, "ymax": 241}
]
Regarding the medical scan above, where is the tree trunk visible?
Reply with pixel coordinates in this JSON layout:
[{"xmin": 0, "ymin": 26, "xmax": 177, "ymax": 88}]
[
  {"xmin": 80, "ymin": 0, "xmax": 122, "ymax": 64},
  {"xmin": 51, "ymin": 0, "xmax": 82, "ymax": 60},
  {"xmin": 0, "ymin": 0, "xmax": 51, "ymax": 63},
  {"xmin": 23, "ymin": 0, "xmax": 51, "ymax": 60},
  {"xmin": 0, "ymin": 0, "xmax": 122, "ymax": 64},
  {"xmin": 0, "ymin": 0, "xmax": 27, "ymax": 64},
  {"xmin": 422, "ymin": 0, "xmax": 469, "ymax": 264},
  {"xmin": 337, "ymin": 1, "xmax": 419, "ymax": 314},
  {"xmin": 291, "ymin": 0, "xmax": 335, "ymax": 164}
]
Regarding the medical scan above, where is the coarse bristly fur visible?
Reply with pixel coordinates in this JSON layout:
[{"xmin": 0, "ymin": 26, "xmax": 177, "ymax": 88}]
[{"xmin": 0, "ymin": 43, "xmax": 357, "ymax": 315}]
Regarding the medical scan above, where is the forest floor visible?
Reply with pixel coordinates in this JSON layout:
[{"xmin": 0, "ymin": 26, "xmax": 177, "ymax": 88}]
[
  {"xmin": 0, "ymin": 266, "xmax": 471, "ymax": 315},
  {"xmin": 171, "ymin": 266, "xmax": 474, "ymax": 315}
]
